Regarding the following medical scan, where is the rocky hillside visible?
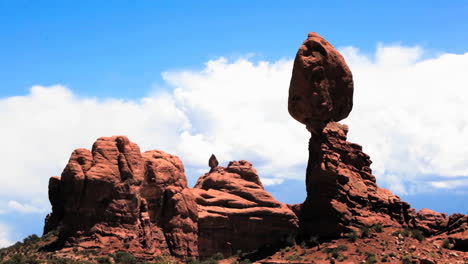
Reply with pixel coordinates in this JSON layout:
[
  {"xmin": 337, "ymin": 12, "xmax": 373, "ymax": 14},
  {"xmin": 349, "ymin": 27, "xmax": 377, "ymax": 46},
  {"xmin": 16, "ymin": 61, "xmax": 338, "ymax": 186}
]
[{"xmin": 0, "ymin": 32, "xmax": 466, "ymax": 264}]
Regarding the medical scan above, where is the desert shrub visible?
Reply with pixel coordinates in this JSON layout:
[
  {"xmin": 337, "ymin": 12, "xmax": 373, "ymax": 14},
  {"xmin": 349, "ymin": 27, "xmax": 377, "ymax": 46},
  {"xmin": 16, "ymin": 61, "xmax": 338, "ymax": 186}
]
[
  {"xmin": 402, "ymin": 229, "xmax": 410, "ymax": 237},
  {"xmin": 324, "ymin": 246, "xmax": 347, "ymax": 261},
  {"xmin": 4, "ymin": 254, "xmax": 25, "ymax": 264},
  {"xmin": 47, "ymin": 258, "xmax": 70, "ymax": 264},
  {"xmin": 401, "ymin": 254, "xmax": 412, "ymax": 264},
  {"xmin": 336, "ymin": 254, "xmax": 346, "ymax": 262},
  {"xmin": 151, "ymin": 255, "xmax": 178, "ymax": 264},
  {"xmin": 360, "ymin": 226, "xmax": 371, "ymax": 238},
  {"xmin": 442, "ymin": 239, "xmax": 451, "ymax": 249},
  {"xmin": 365, "ymin": 252, "xmax": 377, "ymax": 264},
  {"xmin": 200, "ymin": 258, "xmax": 218, "ymax": 264},
  {"xmin": 381, "ymin": 254, "xmax": 389, "ymax": 262},
  {"xmin": 372, "ymin": 223, "xmax": 383, "ymax": 233},
  {"xmin": 114, "ymin": 251, "xmax": 137, "ymax": 264},
  {"xmin": 187, "ymin": 257, "xmax": 199, "ymax": 264},
  {"xmin": 23, "ymin": 234, "xmax": 40, "ymax": 245},
  {"xmin": 97, "ymin": 256, "xmax": 112, "ymax": 264},
  {"xmin": 411, "ymin": 229, "xmax": 425, "ymax": 242},
  {"xmin": 211, "ymin": 253, "xmax": 223, "ymax": 261},
  {"xmin": 336, "ymin": 245, "xmax": 347, "ymax": 252},
  {"xmin": 346, "ymin": 231, "xmax": 357, "ymax": 242},
  {"xmin": 392, "ymin": 228, "xmax": 411, "ymax": 237},
  {"xmin": 285, "ymin": 253, "xmax": 302, "ymax": 261}
]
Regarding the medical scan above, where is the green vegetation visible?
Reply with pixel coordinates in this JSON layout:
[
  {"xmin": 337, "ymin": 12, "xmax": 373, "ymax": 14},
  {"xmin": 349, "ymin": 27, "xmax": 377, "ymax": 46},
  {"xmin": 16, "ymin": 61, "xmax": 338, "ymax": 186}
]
[
  {"xmin": 346, "ymin": 231, "xmax": 357, "ymax": 242},
  {"xmin": 285, "ymin": 253, "xmax": 302, "ymax": 261},
  {"xmin": 372, "ymin": 223, "xmax": 383, "ymax": 233},
  {"xmin": 401, "ymin": 254, "xmax": 412, "ymax": 264},
  {"xmin": 360, "ymin": 226, "xmax": 371, "ymax": 238},
  {"xmin": 364, "ymin": 252, "xmax": 377, "ymax": 264},
  {"xmin": 324, "ymin": 245, "xmax": 348, "ymax": 262},
  {"xmin": 211, "ymin": 253, "xmax": 223, "ymax": 261},
  {"xmin": 114, "ymin": 251, "xmax": 137, "ymax": 264},
  {"xmin": 96, "ymin": 256, "xmax": 112, "ymax": 264},
  {"xmin": 442, "ymin": 239, "xmax": 451, "ymax": 249},
  {"xmin": 411, "ymin": 229, "xmax": 425, "ymax": 242},
  {"xmin": 392, "ymin": 228, "xmax": 425, "ymax": 241},
  {"xmin": 381, "ymin": 254, "xmax": 389, "ymax": 262}
]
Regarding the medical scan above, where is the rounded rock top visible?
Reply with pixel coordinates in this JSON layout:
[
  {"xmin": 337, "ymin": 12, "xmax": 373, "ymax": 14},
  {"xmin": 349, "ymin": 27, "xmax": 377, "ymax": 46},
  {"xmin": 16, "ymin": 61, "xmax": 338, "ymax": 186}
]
[{"xmin": 288, "ymin": 32, "xmax": 354, "ymax": 133}]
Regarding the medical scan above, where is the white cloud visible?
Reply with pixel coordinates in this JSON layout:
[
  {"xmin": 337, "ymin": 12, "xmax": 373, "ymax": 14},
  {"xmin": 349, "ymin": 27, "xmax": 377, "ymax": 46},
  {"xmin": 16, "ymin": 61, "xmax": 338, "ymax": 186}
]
[
  {"xmin": 0, "ymin": 43, "xmax": 467, "ymax": 211},
  {"xmin": 6, "ymin": 201, "xmax": 46, "ymax": 214},
  {"xmin": 342, "ymin": 45, "xmax": 468, "ymax": 192},
  {"xmin": 0, "ymin": 223, "xmax": 13, "ymax": 248},
  {"xmin": 262, "ymin": 178, "xmax": 285, "ymax": 186},
  {"xmin": 429, "ymin": 179, "xmax": 468, "ymax": 190}
]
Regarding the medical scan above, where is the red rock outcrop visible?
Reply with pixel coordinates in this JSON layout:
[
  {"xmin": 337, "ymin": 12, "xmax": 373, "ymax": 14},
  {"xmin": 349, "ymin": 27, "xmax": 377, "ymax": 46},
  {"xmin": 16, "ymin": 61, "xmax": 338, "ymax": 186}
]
[
  {"xmin": 288, "ymin": 32, "xmax": 354, "ymax": 133},
  {"xmin": 296, "ymin": 122, "xmax": 414, "ymax": 238},
  {"xmin": 288, "ymin": 33, "xmax": 467, "ymax": 253},
  {"xmin": 192, "ymin": 160, "xmax": 299, "ymax": 258},
  {"xmin": 414, "ymin": 208, "xmax": 449, "ymax": 235},
  {"xmin": 44, "ymin": 136, "xmax": 198, "ymax": 259}
]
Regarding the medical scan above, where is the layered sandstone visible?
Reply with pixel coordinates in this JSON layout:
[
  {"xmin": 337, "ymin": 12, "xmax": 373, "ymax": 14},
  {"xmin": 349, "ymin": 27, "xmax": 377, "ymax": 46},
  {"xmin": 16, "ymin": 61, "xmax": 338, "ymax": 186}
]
[
  {"xmin": 44, "ymin": 136, "xmax": 198, "ymax": 259},
  {"xmin": 296, "ymin": 122, "xmax": 414, "ymax": 238},
  {"xmin": 192, "ymin": 160, "xmax": 299, "ymax": 258}
]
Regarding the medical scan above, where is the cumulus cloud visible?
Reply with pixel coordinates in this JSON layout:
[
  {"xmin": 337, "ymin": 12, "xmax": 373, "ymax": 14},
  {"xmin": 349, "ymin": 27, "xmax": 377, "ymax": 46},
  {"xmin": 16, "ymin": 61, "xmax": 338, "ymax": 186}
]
[
  {"xmin": 342, "ymin": 45, "xmax": 468, "ymax": 193},
  {"xmin": 0, "ymin": 44, "xmax": 467, "ymax": 212},
  {"xmin": 0, "ymin": 223, "xmax": 13, "ymax": 248}
]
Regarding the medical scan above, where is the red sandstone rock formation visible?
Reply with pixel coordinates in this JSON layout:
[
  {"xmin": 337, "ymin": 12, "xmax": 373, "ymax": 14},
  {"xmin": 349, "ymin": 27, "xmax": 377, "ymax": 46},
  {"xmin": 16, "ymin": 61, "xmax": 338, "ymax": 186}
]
[
  {"xmin": 40, "ymin": 32, "xmax": 467, "ymax": 262},
  {"xmin": 296, "ymin": 122, "xmax": 414, "ymax": 238},
  {"xmin": 192, "ymin": 160, "xmax": 299, "ymax": 258},
  {"xmin": 288, "ymin": 33, "xmax": 467, "ymax": 252},
  {"xmin": 44, "ymin": 136, "xmax": 198, "ymax": 259},
  {"xmin": 288, "ymin": 32, "xmax": 354, "ymax": 133}
]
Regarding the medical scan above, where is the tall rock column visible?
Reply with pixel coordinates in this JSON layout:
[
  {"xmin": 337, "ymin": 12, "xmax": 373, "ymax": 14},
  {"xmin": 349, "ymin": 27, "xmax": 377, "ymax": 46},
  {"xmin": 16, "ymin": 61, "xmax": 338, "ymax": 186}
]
[{"xmin": 288, "ymin": 32, "xmax": 413, "ymax": 238}]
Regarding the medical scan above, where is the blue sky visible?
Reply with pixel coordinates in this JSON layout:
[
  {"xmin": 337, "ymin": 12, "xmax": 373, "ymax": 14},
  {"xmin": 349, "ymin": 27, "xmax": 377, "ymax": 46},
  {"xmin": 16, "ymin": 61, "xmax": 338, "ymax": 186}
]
[
  {"xmin": 0, "ymin": 1, "xmax": 467, "ymax": 246},
  {"xmin": 2, "ymin": 1, "xmax": 468, "ymax": 99}
]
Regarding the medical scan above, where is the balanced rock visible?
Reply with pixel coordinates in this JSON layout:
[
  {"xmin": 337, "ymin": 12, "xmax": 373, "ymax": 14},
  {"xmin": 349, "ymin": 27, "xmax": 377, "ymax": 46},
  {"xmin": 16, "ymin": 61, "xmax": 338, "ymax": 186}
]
[
  {"xmin": 44, "ymin": 136, "xmax": 198, "ymax": 259},
  {"xmin": 192, "ymin": 160, "xmax": 299, "ymax": 258},
  {"xmin": 288, "ymin": 32, "xmax": 353, "ymax": 133}
]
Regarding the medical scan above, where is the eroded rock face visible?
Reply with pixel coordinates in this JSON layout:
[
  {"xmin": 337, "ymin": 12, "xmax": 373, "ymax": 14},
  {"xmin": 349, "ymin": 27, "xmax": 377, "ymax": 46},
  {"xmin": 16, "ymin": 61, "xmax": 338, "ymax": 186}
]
[
  {"xmin": 288, "ymin": 32, "xmax": 353, "ymax": 133},
  {"xmin": 192, "ymin": 160, "xmax": 299, "ymax": 258},
  {"xmin": 297, "ymin": 122, "xmax": 414, "ymax": 238},
  {"xmin": 415, "ymin": 208, "xmax": 449, "ymax": 235},
  {"xmin": 44, "ymin": 136, "xmax": 198, "ymax": 259}
]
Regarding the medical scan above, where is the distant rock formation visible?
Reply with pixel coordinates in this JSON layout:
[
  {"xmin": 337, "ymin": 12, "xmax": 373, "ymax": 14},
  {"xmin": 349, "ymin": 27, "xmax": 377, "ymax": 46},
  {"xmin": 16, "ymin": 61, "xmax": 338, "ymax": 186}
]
[
  {"xmin": 44, "ymin": 136, "xmax": 198, "ymax": 259},
  {"xmin": 44, "ymin": 139, "xmax": 298, "ymax": 260},
  {"xmin": 192, "ymin": 160, "xmax": 298, "ymax": 258}
]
